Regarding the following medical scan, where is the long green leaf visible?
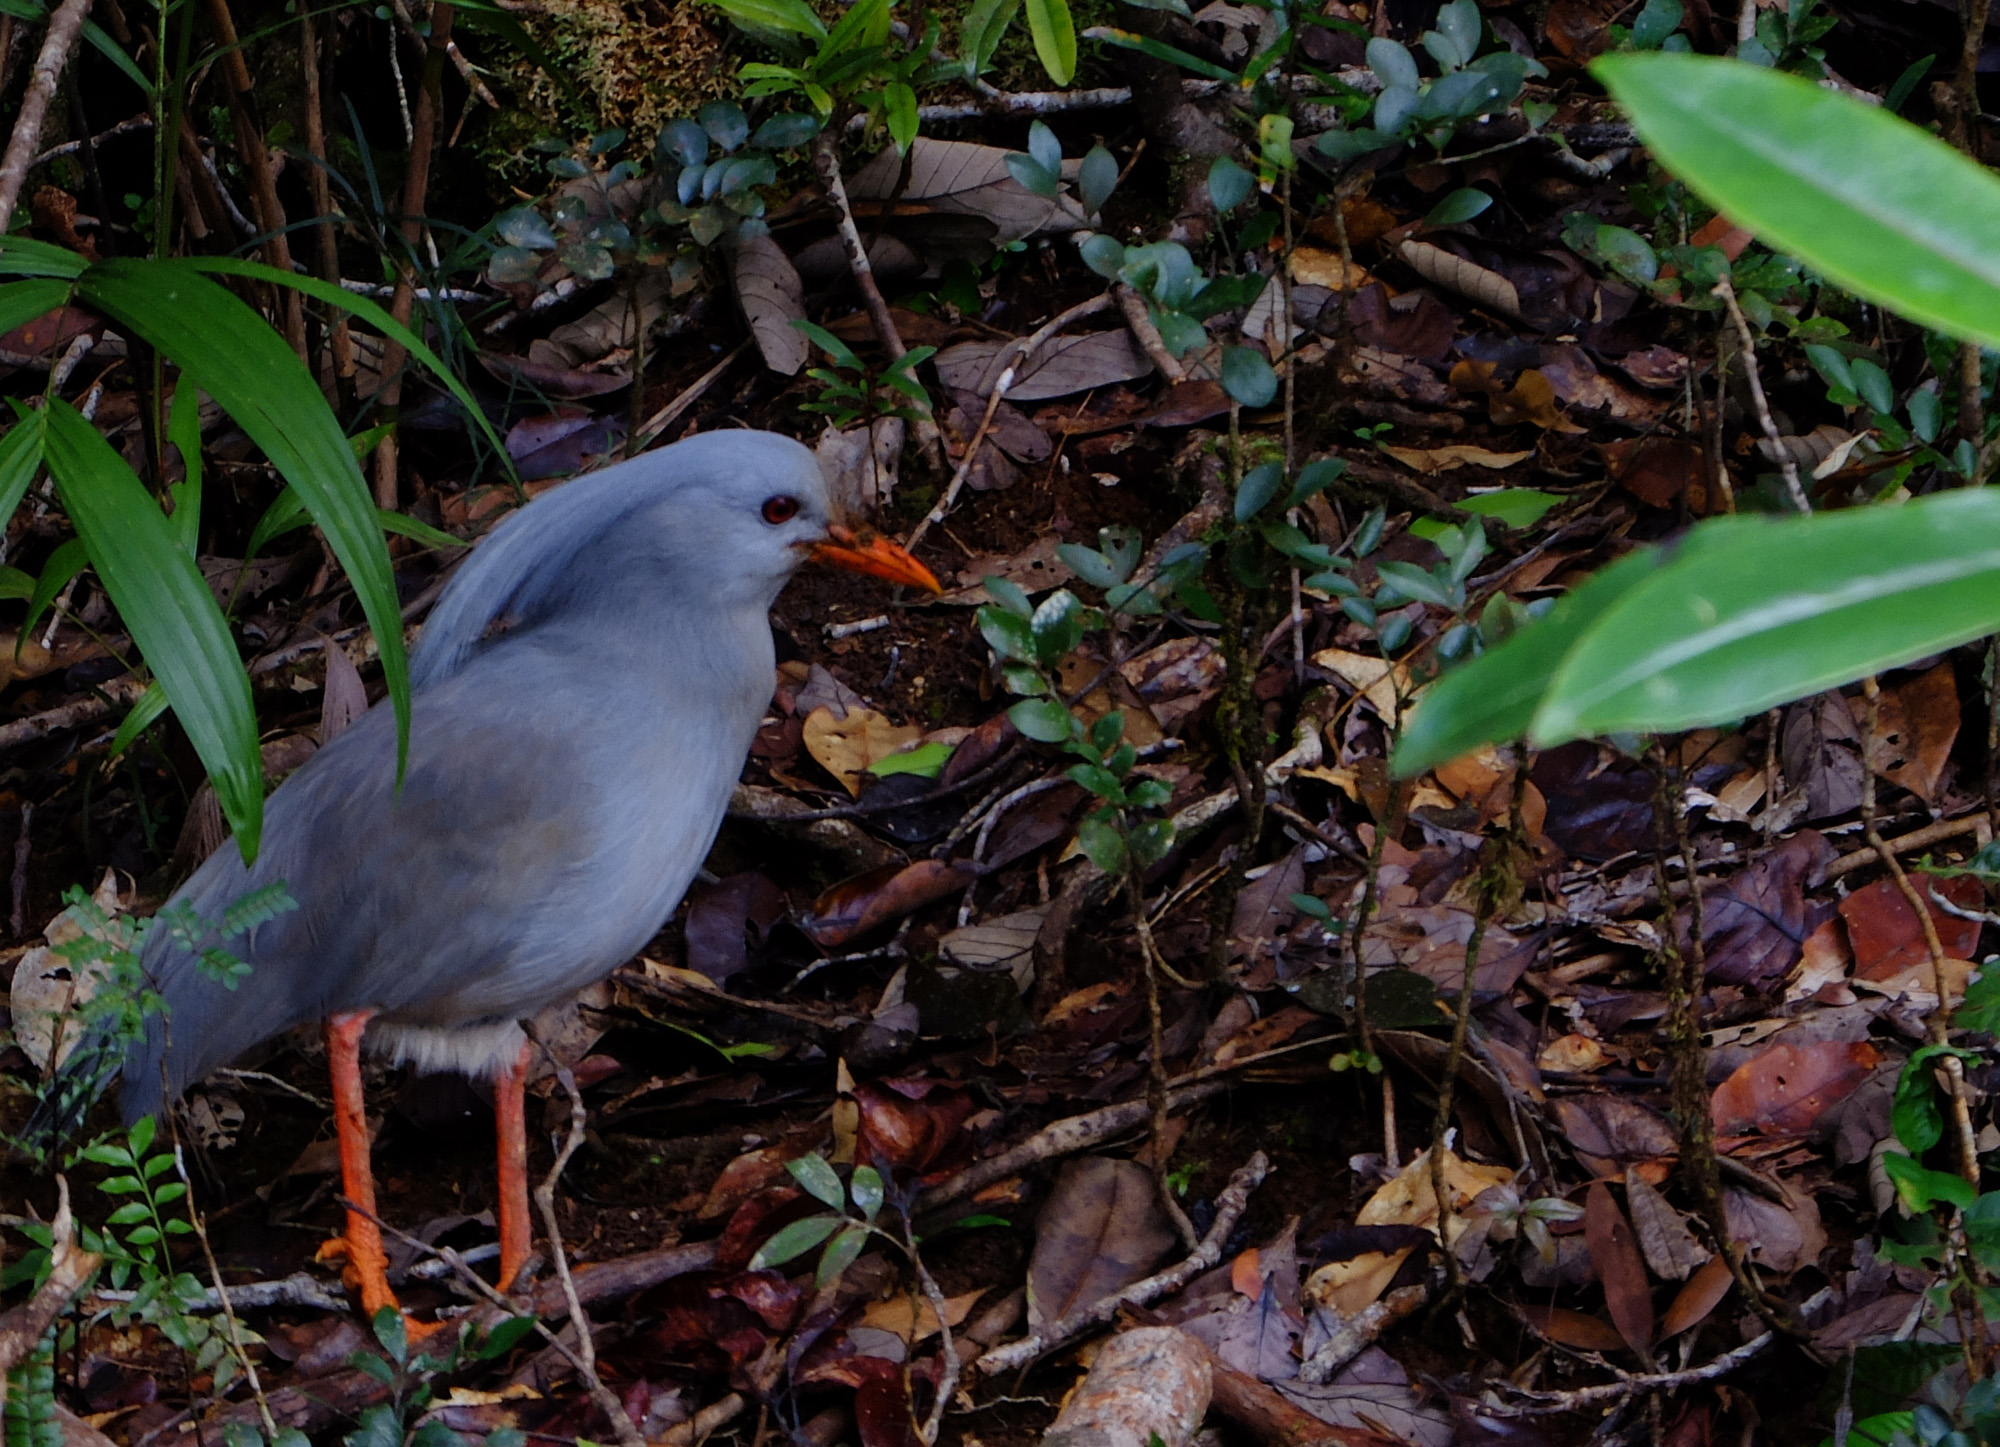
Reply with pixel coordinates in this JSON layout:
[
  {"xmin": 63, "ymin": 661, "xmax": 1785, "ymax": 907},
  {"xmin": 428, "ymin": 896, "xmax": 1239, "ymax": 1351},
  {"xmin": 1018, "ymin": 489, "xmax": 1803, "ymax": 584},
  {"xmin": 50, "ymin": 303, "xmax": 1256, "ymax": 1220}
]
[
  {"xmin": 1391, "ymin": 548, "xmax": 1666, "ymax": 777},
  {"xmin": 1595, "ymin": 53, "xmax": 2000, "ymax": 349},
  {"xmin": 0, "ymin": 238, "xmax": 88, "ymax": 279},
  {"xmin": 1535, "ymin": 491, "xmax": 2000, "ymax": 743},
  {"xmin": 41, "ymin": 401, "xmax": 262, "ymax": 858},
  {"xmin": 0, "ymin": 407, "xmax": 46, "ymax": 527},
  {"xmin": 1086, "ymin": 26, "xmax": 1234, "ymax": 81},
  {"xmin": 23, "ymin": 536, "xmax": 90, "ymax": 641},
  {"xmin": 183, "ymin": 257, "xmax": 512, "ymax": 472},
  {"xmin": 0, "ymin": 277, "xmax": 75, "ymax": 334},
  {"xmin": 703, "ymin": 0, "xmax": 827, "ymax": 37},
  {"xmin": 110, "ymin": 681, "xmax": 169, "ymax": 760},
  {"xmin": 77, "ymin": 258, "xmax": 410, "ymax": 779},
  {"xmin": 1025, "ymin": 0, "xmax": 1077, "ymax": 83}
]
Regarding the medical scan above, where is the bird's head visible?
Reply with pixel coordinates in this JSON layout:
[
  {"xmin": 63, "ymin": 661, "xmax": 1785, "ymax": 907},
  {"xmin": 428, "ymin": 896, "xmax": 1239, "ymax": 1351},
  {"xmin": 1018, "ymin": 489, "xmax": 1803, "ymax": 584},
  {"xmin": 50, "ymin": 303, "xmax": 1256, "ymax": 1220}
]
[{"xmin": 640, "ymin": 431, "xmax": 941, "ymax": 599}]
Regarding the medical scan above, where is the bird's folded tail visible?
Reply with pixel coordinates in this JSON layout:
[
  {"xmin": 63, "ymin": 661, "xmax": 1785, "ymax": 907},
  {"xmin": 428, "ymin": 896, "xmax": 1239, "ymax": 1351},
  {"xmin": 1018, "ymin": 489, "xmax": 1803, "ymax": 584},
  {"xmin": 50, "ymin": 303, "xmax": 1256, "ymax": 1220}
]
[{"xmin": 12, "ymin": 1022, "xmax": 133, "ymax": 1163}]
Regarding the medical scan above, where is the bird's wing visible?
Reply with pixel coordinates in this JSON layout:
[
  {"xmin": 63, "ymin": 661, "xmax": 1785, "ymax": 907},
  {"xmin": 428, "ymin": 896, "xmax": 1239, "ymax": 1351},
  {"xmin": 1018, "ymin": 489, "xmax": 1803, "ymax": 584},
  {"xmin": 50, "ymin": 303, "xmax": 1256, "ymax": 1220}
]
[{"xmin": 125, "ymin": 629, "xmax": 759, "ymax": 1111}]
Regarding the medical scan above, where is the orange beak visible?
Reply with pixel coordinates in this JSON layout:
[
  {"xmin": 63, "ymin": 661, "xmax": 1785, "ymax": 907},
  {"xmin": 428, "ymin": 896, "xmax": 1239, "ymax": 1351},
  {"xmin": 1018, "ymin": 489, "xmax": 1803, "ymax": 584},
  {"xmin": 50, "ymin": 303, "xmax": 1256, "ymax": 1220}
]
[{"xmin": 810, "ymin": 524, "xmax": 943, "ymax": 593}]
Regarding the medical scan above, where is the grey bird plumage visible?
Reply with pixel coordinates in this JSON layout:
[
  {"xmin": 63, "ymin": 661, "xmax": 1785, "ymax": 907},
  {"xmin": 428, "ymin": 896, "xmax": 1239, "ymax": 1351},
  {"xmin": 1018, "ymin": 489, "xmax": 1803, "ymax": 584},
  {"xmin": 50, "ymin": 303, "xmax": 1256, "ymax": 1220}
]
[{"xmin": 116, "ymin": 430, "xmax": 831, "ymax": 1123}]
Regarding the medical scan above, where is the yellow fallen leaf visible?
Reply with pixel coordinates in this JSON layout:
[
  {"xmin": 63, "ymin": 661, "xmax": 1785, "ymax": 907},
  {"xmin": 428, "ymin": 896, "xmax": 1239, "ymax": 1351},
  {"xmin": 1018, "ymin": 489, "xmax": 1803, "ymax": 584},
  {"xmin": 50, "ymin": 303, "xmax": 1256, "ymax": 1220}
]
[
  {"xmin": 1303, "ymin": 1249, "xmax": 1412, "ymax": 1317},
  {"xmin": 440, "ymin": 1386, "xmax": 541, "ymax": 1406},
  {"xmin": 803, "ymin": 705, "xmax": 923, "ymax": 796},
  {"xmin": 1380, "ymin": 444, "xmax": 1534, "ymax": 475},
  {"xmin": 1288, "ymin": 247, "xmax": 1372, "ymax": 292},
  {"xmin": 1311, "ymin": 648, "xmax": 1415, "ymax": 720},
  {"xmin": 1357, "ymin": 1146, "xmax": 1514, "ymax": 1245},
  {"xmin": 858, "ymin": 1287, "xmax": 987, "ymax": 1342}
]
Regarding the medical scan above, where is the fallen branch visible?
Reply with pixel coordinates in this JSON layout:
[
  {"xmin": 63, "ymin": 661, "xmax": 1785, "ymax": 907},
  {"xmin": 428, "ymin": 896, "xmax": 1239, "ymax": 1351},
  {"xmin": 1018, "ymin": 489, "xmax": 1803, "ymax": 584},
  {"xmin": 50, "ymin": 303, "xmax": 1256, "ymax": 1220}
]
[
  {"xmin": 974, "ymin": 1151, "xmax": 1269, "ymax": 1374},
  {"xmin": 1115, "ymin": 284, "xmax": 1187, "ymax": 384},
  {"xmin": 1482, "ymin": 1330, "xmax": 1775, "ymax": 1416},
  {"xmin": 1201, "ymin": 1346, "xmax": 1398, "ymax": 1447},
  {"xmin": 534, "ymin": 1062, "xmax": 647, "ymax": 1447}
]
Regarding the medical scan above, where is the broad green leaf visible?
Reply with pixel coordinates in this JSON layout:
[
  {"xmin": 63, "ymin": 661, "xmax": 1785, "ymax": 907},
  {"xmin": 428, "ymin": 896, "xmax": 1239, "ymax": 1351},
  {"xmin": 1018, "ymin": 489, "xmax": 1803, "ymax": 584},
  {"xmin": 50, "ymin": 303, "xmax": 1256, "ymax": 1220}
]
[
  {"xmin": 749, "ymin": 1214, "xmax": 843, "ymax": 1269},
  {"xmin": 961, "ymin": 0, "xmax": 1021, "ymax": 75},
  {"xmin": 816, "ymin": 1223, "xmax": 868, "ymax": 1287},
  {"xmin": 850, "ymin": 1164, "xmax": 883, "ymax": 1221},
  {"xmin": 0, "ymin": 408, "xmax": 47, "ymax": 526},
  {"xmin": 41, "ymin": 402, "xmax": 261, "ymax": 857},
  {"xmin": 1207, "ymin": 157, "xmax": 1253, "ymax": 214},
  {"xmin": 1536, "ymin": 490, "xmax": 2000, "ymax": 744},
  {"xmin": 1595, "ymin": 53, "xmax": 2000, "ymax": 350},
  {"xmin": 1024, "ymin": 0, "xmax": 1076, "ymax": 84},
  {"xmin": 1425, "ymin": 187, "xmax": 1492, "ymax": 227},
  {"xmin": 1221, "ymin": 347, "xmax": 1278, "ymax": 407},
  {"xmin": 869, "ymin": 739, "xmax": 952, "ymax": 778},
  {"xmin": 0, "ymin": 277, "xmax": 73, "ymax": 334},
  {"xmin": 0, "ymin": 566, "xmax": 30, "ymax": 600},
  {"xmin": 79, "ymin": 259, "xmax": 410, "ymax": 789},
  {"xmin": 703, "ymin": 0, "xmax": 827, "ymax": 37},
  {"xmin": 787, "ymin": 1152, "xmax": 847, "ymax": 1210},
  {"xmin": 1459, "ymin": 488, "xmax": 1560, "ymax": 529},
  {"xmin": 0, "ymin": 238, "xmax": 88, "ymax": 278},
  {"xmin": 1392, "ymin": 547, "xmax": 1667, "ymax": 777},
  {"xmin": 1009, "ymin": 696, "xmax": 1074, "ymax": 742},
  {"xmin": 109, "ymin": 682, "xmax": 170, "ymax": 760},
  {"xmin": 884, "ymin": 82, "xmax": 919, "ymax": 155}
]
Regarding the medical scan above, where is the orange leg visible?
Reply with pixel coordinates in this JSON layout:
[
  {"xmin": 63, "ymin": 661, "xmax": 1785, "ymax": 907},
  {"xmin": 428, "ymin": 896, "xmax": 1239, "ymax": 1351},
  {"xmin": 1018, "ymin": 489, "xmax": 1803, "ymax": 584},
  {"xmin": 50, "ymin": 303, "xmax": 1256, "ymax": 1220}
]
[
  {"xmin": 494, "ymin": 1038, "xmax": 533, "ymax": 1292},
  {"xmin": 324, "ymin": 1011, "xmax": 444, "ymax": 1338},
  {"xmin": 325, "ymin": 1009, "xmax": 398, "ymax": 1319}
]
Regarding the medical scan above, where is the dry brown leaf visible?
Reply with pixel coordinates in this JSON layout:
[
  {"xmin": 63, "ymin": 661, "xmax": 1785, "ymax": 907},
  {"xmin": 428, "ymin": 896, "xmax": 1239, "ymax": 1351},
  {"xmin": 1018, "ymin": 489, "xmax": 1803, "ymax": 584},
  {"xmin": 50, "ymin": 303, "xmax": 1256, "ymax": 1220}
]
[
  {"xmin": 849, "ymin": 138, "xmax": 1086, "ymax": 244},
  {"xmin": 1870, "ymin": 662, "xmax": 1960, "ymax": 803},
  {"xmin": 1448, "ymin": 360, "xmax": 1586, "ymax": 434},
  {"xmin": 1623, "ymin": 1169, "xmax": 1707, "ymax": 1281},
  {"xmin": 1397, "ymin": 239, "xmax": 1522, "ymax": 319},
  {"xmin": 1538, "ymin": 1034, "xmax": 1612, "ymax": 1073},
  {"xmin": 1301, "ymin": 1249, "xmax": 1411, "ymax": 1318},
  {"xmin": 803, "ymin": 705, "xmax": 924, "ymax": 796},
  {"xmin": 732, "ymin": 231, "xmax": 808, "ymax": 376},
  {"xmin": 1658, "ymin": 1254, "xmax": 1734, "ymax": 1339},
  {"xmin": 1584, "ymin": 1182, "xmax": 1654, "ymax": 1361},
  {"xmin": 1378, "ymin": 444, "xmax": 1534, "ymax": 475},
  {"xmin": 1028, "ymin": 1158, "xmax": 1177, "ymax": 1330},
  {"xmin": 935, "ymin": 330, "xmax": 1152, "ymax": 400},
  {"xmin": 1516, "ymin": 1304, "xmax": 1628, "ymax": 1354},
  {"xmin": 1356, "ymin": 1146, "xmax": 1515, "ymax": 1244}
]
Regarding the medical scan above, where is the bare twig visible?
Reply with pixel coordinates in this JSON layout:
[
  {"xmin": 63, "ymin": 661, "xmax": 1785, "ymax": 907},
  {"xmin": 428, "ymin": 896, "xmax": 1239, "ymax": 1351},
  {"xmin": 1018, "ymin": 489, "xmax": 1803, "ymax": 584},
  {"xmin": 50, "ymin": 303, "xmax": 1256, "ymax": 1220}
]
[
  {"xmin": 1114, "ymin": 283, "xmax": 1187, "ymax": 383},
  {"xmin": 974, "ymin": 1152, "xmax": 1268, "ymax": 1374},
  {"xmin": 1483, "ymin": 1329, "xmax": 1776, "ymax": 1416},
  {"xmin": 1712, "ymin": 276, "xmax": 1808, "ymax": 513},
  {"xmin": 1861, "ymin": 677, "xmax": 1980, "ymax": 1187},
  {"xmin": 534, "ymin": 1061, "xmax": 647, "ymax": 1447},
  {"xmin": 172, "ymin": 1147, "xmax": 278, "ymax": 1439},
  {"xmin": 205, "ymin": 0, "xmax": 307, "ymax": 358},
  {"xmin": 0, "ymin": 0, "xmax": 93, "ymax": 229},
  {"xmin": 811, "ymin": 127, "xmax": 944, "ymax": 471},
  {"xmin": 633, "ymin": 340, "xmax": 754, "ymax": 453},
  {"xmin": 905, "ymin": 290, "xmax": 1115, "ymax": 552}
]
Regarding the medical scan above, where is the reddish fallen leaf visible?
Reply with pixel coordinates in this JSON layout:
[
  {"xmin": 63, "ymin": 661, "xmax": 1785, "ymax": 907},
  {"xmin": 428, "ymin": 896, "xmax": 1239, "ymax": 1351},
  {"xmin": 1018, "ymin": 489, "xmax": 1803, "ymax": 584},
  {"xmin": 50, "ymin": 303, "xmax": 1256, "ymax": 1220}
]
[
  {"xmin": 1603, "ymin": 436, "xmax": 1706, "ymax": 510},
  {"xmin": 1515, "ymin": 1304, "xmax": 1628, "ymax": 1354},
  {"xmin": 1029, "ymin": 1158, "xmax": 1177, "ymax": 1328},
  {"xmin": 1839, "ymin": 872, "xmax": 1983, "ymax": 980},
  {"xmin": 800, "ymin": 859, "xmax": 977, "ymax": 948},
  {"xmin": 1710, "ymin": 1039, "xmax": 1884, "ymax": 1135},
  {"xmin": 852, "ymin": 1079, "xmax": 977, "ymax": 1180},
  {"xmin": 1584, "ymin": 1182, "xmax": 1655, "ymax": 1363},
  {"xmin": 1658, "ymin": 1254, "xmax": 1735, "ymax": 1339},
  {"xmin": 1870, "ymin": 664, "xmax": 1960, "ymax": 804}
]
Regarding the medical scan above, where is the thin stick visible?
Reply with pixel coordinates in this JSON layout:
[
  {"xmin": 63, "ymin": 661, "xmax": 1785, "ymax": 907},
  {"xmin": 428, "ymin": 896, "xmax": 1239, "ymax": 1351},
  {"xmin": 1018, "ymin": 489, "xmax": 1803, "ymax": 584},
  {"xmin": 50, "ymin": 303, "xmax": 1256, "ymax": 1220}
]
[
  {"xmin": 172, "ymin": 1146, "xmax": 277, "ymax": 1439},
  {"xmin": 1114, "ymin": 283, "xmax": 1186, "ymax": 383},
  {"xmin": 205, "ymin": 0, "xmax": 306, "ymax": 357},
  {"xmin": 811, "ymin": 126, "xmax": 944, "ymax": 470},
  {"xmin": 632, "ymin": 339, "xmax": 752, "ymax": 452},
  {"xmin": 300, "ymin": 6, "xmax": 356, "ymax": 411},
  {"xmin": 1861, "ymin": 677, "xmax": 1980, "ymax": 1186},
  {"xmin": 1712, "ymin": 276, "xmax": 1808, "ymax": 513},
  {"xmin": 0, "ymin": 0, "xmax": 93, "ymax": 229},
  {"xmin": 905, "ymin": 291, "xmax": 1114, "ymax": 552},
  {"xmin": 534, "ymin": 1061, "xmax": 647, "ymax": 1447},
  {"xmin": 972, "ymin": 1151, "xmax": 1269, "ymax": 1374}
]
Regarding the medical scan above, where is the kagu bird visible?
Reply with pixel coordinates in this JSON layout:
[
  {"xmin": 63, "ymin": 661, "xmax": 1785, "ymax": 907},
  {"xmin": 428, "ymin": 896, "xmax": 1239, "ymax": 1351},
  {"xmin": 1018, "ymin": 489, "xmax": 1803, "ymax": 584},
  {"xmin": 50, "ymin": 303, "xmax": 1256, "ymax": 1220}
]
[{"xmin": 47, "ymin": 430, "xmax": 938, "ymax": 1325}]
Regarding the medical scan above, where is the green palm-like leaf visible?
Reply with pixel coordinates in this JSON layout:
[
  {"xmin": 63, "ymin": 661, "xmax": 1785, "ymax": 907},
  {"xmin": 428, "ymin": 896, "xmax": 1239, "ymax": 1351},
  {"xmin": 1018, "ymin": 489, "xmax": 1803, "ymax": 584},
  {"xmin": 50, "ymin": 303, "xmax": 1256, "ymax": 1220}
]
[
  {"xmin": 0, "ymin": 278, "xmax": 75, "ymax": 334},
  {"xmin": 41, "ymin": 401, "xmax": 262, "ymax": 858},
  {"xmin": 76, "ymin": 259, "xmax": 410, "ymax": 783},
  {"xmin": 1595, "ymin": 52, "xmax": 2000, "ymax": 349}
]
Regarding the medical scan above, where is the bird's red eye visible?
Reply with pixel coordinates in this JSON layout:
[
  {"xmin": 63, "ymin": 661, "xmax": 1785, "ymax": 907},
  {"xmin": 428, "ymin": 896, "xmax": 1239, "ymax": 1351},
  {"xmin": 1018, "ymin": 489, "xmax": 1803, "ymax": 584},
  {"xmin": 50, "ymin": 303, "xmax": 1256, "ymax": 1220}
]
[{"xmin": 762, "ymin": 495, "xmax": 800, "ymax": 524}]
